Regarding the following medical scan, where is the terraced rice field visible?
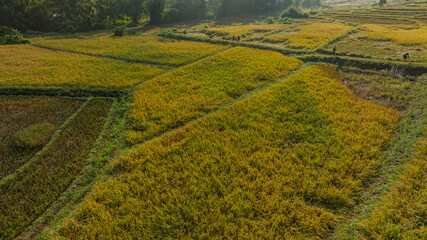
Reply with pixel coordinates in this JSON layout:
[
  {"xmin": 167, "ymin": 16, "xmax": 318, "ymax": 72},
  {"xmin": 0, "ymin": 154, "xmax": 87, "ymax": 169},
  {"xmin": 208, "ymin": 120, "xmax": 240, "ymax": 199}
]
[
  {"xmin": 203, "ymin": 24, "xmax": 287, "ymax": 39},
  {"xmin": 32, "ymin": 36, "xmax": 229, "ymax": 66},
  {"xmin": 0, "ymin": 45, "xmax": 166, "ymax": 88},
  {"xmin": 126, "ymin": 47, "xmax": 302, "ymax": 144},
  {"xmin": 0, "ymin": 98, "xmax": 112, "ymax": 240},
  {"xmin": 0, "ymin": 97, "xmax": 83, "ymax": 179},
  {"xmin": 321, "ymin": 24, "xmax": 427, "ymax": 62},
  {"xmin": 53, "ymin": 65, "xmax": 400, "ymax": 239},
  {"xmin": 247, "ymin": 22, "xmax": 353, "ymax": 50}
]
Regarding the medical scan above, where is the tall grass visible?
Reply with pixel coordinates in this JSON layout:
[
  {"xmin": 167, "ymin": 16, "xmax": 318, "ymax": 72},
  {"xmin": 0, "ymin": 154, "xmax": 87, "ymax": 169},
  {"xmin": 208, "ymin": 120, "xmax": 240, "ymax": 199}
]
[
  {"xmin": 127, "ymin": 47, "xmax": 302, "ymax": 144},
  {"xmin": 32, "ymin": 36, "xmax": 229, "ymax": 66},
  {"xmin": 0, "ymin": 98, "xmax": 112, "ymax": 239},
  {"xmin": 54, "ymin": 65, "xmax": 399, "ymax": 239},
  {"xmin": 204, "ymin": 24, "xmax": 287, "ymax": 39},
  {"xmin": 0, "ymin": 45, "xmax": 166, "ymax": 88},
  {"xmin": 360, "ymin": 25, "xmax": 427, "ymax": 47}
]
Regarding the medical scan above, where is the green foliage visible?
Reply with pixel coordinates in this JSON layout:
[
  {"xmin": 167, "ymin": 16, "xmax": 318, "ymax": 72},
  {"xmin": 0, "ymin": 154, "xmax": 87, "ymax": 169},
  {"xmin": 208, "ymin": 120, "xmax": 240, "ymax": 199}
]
[
  {"xmin": 379, "ymin": 0, "xmax": 387, "ymax": 7},
  {"xmin": 113, "ymin": 26, "xmax": 127, "ymax": 36},
  {"xmin": 0, "ymin": 28, "xmax": 29, "ymax": 45},
  {"xmin": 281, "ymin": 6, "xmax": 309, "ymax": 18},
  {"xmin": 13, "ymin": 122, "xmax": 56, "ymax": 148},
  {"xmin": 0, "ymin": 98, "xmax": 112, "ymax": 239}
]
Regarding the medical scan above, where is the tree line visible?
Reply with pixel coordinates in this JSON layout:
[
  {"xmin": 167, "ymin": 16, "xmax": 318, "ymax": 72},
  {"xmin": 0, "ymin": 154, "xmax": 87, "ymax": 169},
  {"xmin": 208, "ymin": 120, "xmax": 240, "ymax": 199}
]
[{"xmin": 0, "ymin": 0, "xmax": 321, "ymax": 32}]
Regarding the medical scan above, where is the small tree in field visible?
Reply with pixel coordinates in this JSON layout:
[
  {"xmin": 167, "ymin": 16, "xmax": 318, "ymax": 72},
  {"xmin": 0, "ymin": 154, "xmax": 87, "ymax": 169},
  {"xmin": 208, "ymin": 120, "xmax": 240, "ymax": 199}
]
[{"xmin": 379, "ymin": 0, "xmax": 386, "ymax": 7}]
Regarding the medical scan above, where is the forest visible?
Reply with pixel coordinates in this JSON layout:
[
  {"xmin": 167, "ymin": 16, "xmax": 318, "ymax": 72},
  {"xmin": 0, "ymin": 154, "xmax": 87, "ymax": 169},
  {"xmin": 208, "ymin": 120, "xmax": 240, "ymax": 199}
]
[{"xmin": 0, "ymin": 0, "xmax": 320, "ymax": 32}]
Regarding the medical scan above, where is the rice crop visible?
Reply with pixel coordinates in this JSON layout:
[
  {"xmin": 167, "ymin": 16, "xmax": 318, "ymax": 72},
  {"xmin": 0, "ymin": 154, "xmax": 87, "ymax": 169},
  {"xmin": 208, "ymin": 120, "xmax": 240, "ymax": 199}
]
[
  {"xmin": 127, "ymin": 47, "xmax": 302, "ymax": 144},
  {"xmin": 54, "ymin": 65, "xmax": 399, "ymax": 239},
  {"xmin": 360, "ymin": 24, "xmax": 427, "ymax": 47},
  {"xmin": 0, "ymin": 97, "xmax": 83, "ymax": 180},
  {"xmin": 0, "ymin": 98, "xmax": 112, "ymax": 240},
  {"xmin": 258, "ymin": 23, "xmax": 353, "ymax": 49},
  {"xmin": 356, "ymin": 133, "xmax": 426, "ymax": 239},
  {"xmin": 33, "ymin": 36, "xmax": 229, "ymax": 66},
  {"xmin": 0, "ymin": 45, "xmax": 166, "ymax": 88},
  {"xmin": 204, "ymin": 24, "xmax": 286, "ymax": 39}
]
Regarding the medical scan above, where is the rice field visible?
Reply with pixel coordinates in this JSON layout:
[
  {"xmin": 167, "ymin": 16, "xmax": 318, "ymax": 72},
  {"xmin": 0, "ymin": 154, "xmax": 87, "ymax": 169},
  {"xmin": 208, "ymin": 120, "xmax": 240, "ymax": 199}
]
[
  {"xmin": 53, "ymin": 65, "xmax": 399, "ymax": 239},
  {"xmin": 0, "ymin": 45, "xmax": 166, "ymax": 88},
  {"xmin": 127, "ymin": 47, "xmax": 302, "ymax": 144},
  {"xmin": 0, "ymin": 97, "xmax": 83, "ymax": 180},
  {"xmin": 32, "ymin": 36, "xmax": 229, "ymax": 66},
  {"xmin": 203, "ymin": 24, "xmax": 287, "ymax": 39},
  {"xmin": 249, "ymin": 23, "xmax": 353, "ymax": 50},
  {"xmin": 322, "ymin": 25, "xmax": 427, "ymax": 62},
  {"xmin": 0, "ymin": 98, "xmax": 112, "ymax": 240},
  {"xmin": 356, "ymin": 133, "xmax": 426, "ymax": 239}
]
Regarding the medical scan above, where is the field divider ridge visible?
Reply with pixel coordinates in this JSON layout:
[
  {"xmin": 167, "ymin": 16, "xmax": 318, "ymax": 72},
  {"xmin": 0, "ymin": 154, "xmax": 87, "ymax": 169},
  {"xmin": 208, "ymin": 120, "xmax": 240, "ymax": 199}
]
[
  {"xmin": 0, "ymin": 99, "xmax": 90, "ymax": 187},
  {"xmin": 0, "ymin": 85, "xmax": 126, "ymax": 98}
]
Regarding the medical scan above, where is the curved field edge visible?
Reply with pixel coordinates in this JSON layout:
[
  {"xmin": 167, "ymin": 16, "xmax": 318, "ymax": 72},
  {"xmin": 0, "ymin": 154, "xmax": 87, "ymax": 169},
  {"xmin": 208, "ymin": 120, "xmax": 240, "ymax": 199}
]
[
  {"xmin": 0, "ymin": 98, "xmax": 113, "ymax": 240},
  {"xmin": 16, "ymin": 98, "xmax": 128, "ymax": 240},
  {"xmin": 53, "ymin": 65, "xmax": 399, "ymax": 239},
  {"xmin": 333, "ymin": 74, "xmax": 427, "ymax": 239},
  {"xmin": 0, "ymin": 97, "xmax": 83, "ymax": 180}
]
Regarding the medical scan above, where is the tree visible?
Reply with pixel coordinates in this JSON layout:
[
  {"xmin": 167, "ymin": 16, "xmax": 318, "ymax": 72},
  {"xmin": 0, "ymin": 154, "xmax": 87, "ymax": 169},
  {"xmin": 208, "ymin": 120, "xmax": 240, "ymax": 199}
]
[
  {"xmin": 379, "ymin": 0, "xmax": 386, "ymax": 7},
  {"xmin": 302, "ymin": 0, "xmax": 311, "ymax": 8},
  {"xmin": 281, "ymin": 0, "xmax": 293, "ymax": 9},
  {"xmin": 147, "ymin": 0, "xmax": 164, "ymax": 24}
]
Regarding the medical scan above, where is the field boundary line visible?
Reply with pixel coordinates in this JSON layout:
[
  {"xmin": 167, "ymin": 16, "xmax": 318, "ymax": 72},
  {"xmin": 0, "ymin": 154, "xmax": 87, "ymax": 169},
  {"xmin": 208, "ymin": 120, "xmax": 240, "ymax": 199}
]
[
  {"xmin": 0, "ymin": 99, "xmax": 90, "ymax": 187},
  {"xmin": 313, "ymin": 25, "xmax": 362, "ymax": 52},
  {"xmin": 124, "ymin": 63, "xmax": 309, "ymax": 153},
  {"xmin": 30, "ymin": 44, "xmax": 175, "ymax": 69},
  {"xmin": 332, "ymin": 75, "xmax": 427, "ymax": 239},
  {"xmin": 18, "ymin": 99, "xmax": 126, "ymax": 240}
]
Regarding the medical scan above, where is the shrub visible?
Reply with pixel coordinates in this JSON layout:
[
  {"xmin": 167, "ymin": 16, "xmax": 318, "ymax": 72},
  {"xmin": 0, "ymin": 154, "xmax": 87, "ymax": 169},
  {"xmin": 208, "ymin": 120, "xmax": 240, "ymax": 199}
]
[
  {"xmin": 0, "ymin": 28, "xmax": 29, "ymax": 45},
  {"xmin": 113, "ymin": 26, "xmax": 127, "ymax": 36},
  {"xmin": 281, "ymin": 7, "xmax": 309, "ymax": 18}
]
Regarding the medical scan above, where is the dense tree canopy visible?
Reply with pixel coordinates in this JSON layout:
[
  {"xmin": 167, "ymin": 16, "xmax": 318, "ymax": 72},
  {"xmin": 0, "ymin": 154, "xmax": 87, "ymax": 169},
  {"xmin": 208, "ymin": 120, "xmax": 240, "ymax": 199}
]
[{"xmin": 0, "ymin": 0, "xmax": 320, "ymax": 32}]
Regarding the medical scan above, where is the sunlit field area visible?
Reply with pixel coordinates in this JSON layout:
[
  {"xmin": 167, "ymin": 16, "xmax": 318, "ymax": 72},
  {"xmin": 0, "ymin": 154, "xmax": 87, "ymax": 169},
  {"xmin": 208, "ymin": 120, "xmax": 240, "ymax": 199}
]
[
  {"xmin": 33, "ymin": 36, "xmax": 229, "ymax": 66},
  {"xmin": 127, "ymin": 47, "xmax": 302, "ymax": 144},
  {"xmin": 0, "ymin": 45, "xmax": 166, "ymax": 88},
  {"xmin": 1, "ymin": 0, "xmax": 426, "ymax": 239},
  {"xmin": 322, "ymin": 24, "xmax": 427, "ymax": 62},
  {"xmin": 248, "ymin": 22, "xmax": 353, "ymax": 49}
]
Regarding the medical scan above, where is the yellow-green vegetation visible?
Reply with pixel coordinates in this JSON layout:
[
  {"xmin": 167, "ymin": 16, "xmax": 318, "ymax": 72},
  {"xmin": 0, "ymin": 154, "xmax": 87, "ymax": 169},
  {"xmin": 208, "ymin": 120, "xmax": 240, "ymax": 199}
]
[
  {"xmin": 338, "ymin": 68, "xmax": 413, "ymax": 110},
  {"xmin": 13, "ymin": 122, "xmax": 56, "ymax": 148},
  {"xmin": 204, "ymin": 24, "xmax": 286, "ymax": 39},
  {"xmin": 0, "ymin": 97, "xmax": 83, "ymax": 180},
  {"xmin": 360, "ymin": 25, "xmax": 427, "ymax": 47},
  {"xmin": 322, "ymin": 24, "xmax": 427, "ymax": 62},
  {"xmin": 0, "ymin": 98, "xmax": 112, "ymax": 240},
  {"xmin": 33, "ymin": 36, "xmax": 229, "ymax": 66},
  {"xmin": 256, "ymin": 23, "xmax": 352, "ymax": 49},
  {"xmin": 127, "ymin": 47, "xmax": 302, "ymax": 144},
  {"xmin": 357, "ymin": 133, "xmax": 427, "ymax": 239},
  {"xmin": 54, "ymin": 65, "xmax": 399, "ymax": 239},
  {"xmin": 0, "ymin": 45, "xmax": 166, "ymax": 88}
]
